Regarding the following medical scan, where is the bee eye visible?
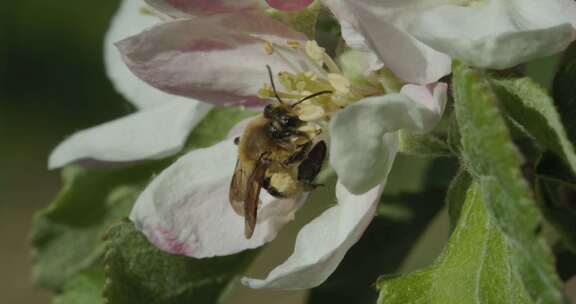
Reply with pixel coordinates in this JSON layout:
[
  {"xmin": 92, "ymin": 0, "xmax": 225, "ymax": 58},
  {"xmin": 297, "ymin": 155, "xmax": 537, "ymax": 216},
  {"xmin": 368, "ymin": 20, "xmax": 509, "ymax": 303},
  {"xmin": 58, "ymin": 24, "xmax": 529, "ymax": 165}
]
[
  {"xmin": 264, "ymin": 104, "xmax": 273, "ymax": 117},
  {"xmin": 285, "ymin": 116, "xmax": 301, "ymax": 127}
]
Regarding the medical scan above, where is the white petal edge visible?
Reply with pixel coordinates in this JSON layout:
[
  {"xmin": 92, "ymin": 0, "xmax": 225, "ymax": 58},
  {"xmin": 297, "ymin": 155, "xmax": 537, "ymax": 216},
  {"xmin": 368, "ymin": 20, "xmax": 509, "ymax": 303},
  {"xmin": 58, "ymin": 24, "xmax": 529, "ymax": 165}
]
[
  {"xmin": 242, "ymin": 181, "xmax": 385, "ymax": 289},
  {"xmin": 323, "ymin": 0, "xmax": 452, "ymax": 84},
  {"xmin": 130, "ymin": 139, "xmax": 305, "ymax": 258},
  {"xmin": 321, "ymin": 0, "xmax": 384, "ymax": 72},
  {"xmin": 408, "ymin": 0, "xmax": 576, "ymax": 68},
  {"xmin": 48, "ymin": 101, "xmax": 209, "ymax": 169},
  {"xmin": 104, "ymin": 0, "xmax": 213, "ymax": 112},
  {"xmin": 329, "ymin": 83, "xmax": 447, "ymax": 194}
]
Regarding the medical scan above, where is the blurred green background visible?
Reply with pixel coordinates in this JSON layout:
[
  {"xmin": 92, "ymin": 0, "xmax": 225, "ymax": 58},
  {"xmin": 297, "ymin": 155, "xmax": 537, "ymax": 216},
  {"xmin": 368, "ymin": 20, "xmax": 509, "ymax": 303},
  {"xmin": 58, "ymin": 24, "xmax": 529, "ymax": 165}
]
[{"xmin": 1, "ymin": 1, "xmax": 136, "ymax": 303}]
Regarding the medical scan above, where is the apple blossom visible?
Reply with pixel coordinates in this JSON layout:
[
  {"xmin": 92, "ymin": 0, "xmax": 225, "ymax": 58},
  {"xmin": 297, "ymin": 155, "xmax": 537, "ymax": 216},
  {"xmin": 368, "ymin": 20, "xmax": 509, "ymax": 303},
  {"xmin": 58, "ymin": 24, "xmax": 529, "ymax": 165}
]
[
  {"xmin": 321, "ymin": 0, "xmax": 576, "ymax": 81},
  {"xmin": 49, "ymin": 0, "xmax": 315, "ymax": 169},
  {"xmin": 49, "ymin": 0, "xmax": 212, "ymax": 169},
  {"xmin": 116, "ymin": 0, "xmax": 448, "ymax": 289}
]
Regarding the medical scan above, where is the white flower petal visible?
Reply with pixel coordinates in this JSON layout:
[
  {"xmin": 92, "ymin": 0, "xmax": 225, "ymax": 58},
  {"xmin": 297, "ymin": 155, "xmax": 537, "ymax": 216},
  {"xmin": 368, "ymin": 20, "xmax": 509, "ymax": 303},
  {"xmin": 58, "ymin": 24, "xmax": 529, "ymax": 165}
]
[
  {"xmin": 130, "ymin": 139, "xmax": 305, "ymax": 258},
  {"xmin": 322, "ymin": 0, "xmax": 451, "ymax": 84},
  {"xmin": 49, "ymin": 101, "xmax": 208, "ymax": 169},
  {"xmin": 242, "ymin": 182, "xmax": 384, "ymax": 289},
  {"xmin": 116, "ymin": 12, "xmax": 308, "ymax": 108},
  {"xmin": 329, "ymin": 83, "xmax": 447, "ymax": 194},
  {"xmin": 400, "ymin": 82, "xmax": 448, "ymax": 131},
  {"xmin": 105, "ymin": 0, "xmax": 213, "ymax": 113},
  {"xmin": 409, "ymin": 0, "xmax": 576, "ymax": 68},
  {"xmin": 321, "ymin": 0, "xmax": 384, "ymax": 72}
]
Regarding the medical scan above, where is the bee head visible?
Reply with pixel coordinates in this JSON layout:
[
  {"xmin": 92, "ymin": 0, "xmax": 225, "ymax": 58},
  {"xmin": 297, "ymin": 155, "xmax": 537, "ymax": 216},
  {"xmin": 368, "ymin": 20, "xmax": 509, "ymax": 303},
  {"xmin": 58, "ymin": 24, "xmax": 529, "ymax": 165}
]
[{"xmin": 264, "ymin": 104, "xmax": 301, "ymax": 128}]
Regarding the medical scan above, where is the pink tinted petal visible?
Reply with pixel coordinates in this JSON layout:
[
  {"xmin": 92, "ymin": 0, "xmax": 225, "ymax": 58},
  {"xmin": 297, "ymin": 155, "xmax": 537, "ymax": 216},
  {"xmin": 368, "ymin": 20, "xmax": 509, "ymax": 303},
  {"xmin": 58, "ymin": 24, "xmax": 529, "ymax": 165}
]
[
  {"xmin": 117, "ymin": 13, "xmax": 307, "ymax": 108},
  {"xmin": 130, "ymin": 139, "xmax": 305, "ymax": 258},
  {"xmin": 48, "ymin": 101, "xmax": 209, "ymax": 169},
  {"xmin": 145, "ymin": 0, "xmax": 262, "ymax": 17},
  {"xmin": 266, "ymin": 0, "xmax": 313, "ymax": 11},
  {"xmin": 105, "ymin": 0, "xmax": 177, "ymax": 109},
  {"xmin": 242, "ymin": 182, "xmax": 384, "ymax": 289}
]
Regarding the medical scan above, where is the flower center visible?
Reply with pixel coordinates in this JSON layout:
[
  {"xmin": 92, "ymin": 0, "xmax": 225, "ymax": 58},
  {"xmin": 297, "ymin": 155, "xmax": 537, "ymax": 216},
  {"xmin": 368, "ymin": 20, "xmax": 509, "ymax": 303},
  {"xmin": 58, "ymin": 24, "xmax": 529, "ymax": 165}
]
[
  {"xmin": 259, "ymin": 39, "xmax": 382, "ymax": 121},
  {"xmin": 255, "ymin": 39, "xmax": 384, "ymax": 196}
]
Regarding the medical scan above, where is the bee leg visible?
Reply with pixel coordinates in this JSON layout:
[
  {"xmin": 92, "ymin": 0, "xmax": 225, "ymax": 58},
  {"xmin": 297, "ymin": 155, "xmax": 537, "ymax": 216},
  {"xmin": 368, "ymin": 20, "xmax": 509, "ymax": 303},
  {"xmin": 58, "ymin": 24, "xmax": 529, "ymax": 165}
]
[
  {"xmin": 297, "ymin": 141, "xmax": 327, "ymax": 187},
  {"xmin": 283, "ymin": 142, "xmax": 312, "ymax": 166},
  {"xmin": 234, "ymin": 137, "xmax": 240, "ymax": 145}
]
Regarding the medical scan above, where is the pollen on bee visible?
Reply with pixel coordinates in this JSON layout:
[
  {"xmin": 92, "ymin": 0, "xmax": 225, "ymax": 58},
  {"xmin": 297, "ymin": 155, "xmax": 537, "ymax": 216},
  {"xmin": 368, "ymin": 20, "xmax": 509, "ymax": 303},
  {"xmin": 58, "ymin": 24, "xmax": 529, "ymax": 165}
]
[{"xmin": 270, "ymin": 172, "xmax": 300, "ymax": 195}]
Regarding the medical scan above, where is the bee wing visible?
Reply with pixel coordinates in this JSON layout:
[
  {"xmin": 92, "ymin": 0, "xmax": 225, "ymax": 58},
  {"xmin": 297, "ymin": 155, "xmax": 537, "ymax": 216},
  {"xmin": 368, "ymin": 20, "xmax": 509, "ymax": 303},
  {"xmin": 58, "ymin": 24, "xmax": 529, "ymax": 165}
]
[
  {"xmin": 229, "ymin": 159, "xmax": 249, "ymax": 216},
  {"xmin": 229, "ymin": 155, "xmax": 270, "ymax": 239},
  {"xmin": 243, "ymin": 157, "xmax": 269, "ymax": 239}
]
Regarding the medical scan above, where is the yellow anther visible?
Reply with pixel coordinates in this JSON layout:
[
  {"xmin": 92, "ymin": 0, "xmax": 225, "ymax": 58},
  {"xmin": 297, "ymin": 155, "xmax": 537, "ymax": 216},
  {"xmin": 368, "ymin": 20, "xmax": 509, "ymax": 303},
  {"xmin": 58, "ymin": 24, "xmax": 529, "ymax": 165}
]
[
  {"xmin": 328, "ymin": 73, "xmax": 351, "ymax": 94},
  {"xmin": 296, "ymin": 81, "xmax": 307, "ymax": 92},
  {"xmin": 331, "ymin": 95, "xmax": 350, "ymax": 108},
  {"xmin": 264, "ymin": 42, "xmax": 274, "ymax": 55},
  {"xmin": 258, "ymin": 86, "xmax": 272, "ymax": 98},
  {"xmin": 139, "ymin": 7, "xmax": 155, "ymax": 16},
  {"xmin": 298, "ymin": 123, "xmax": 320, "ymax": 136},
  {"xmin": 304, "ymin": 71, "xmax": 318, "ymax": 81},
  {"xmin": 296, "ymin": 103, "xmax": 326, "ymax": 122},
  {"xmin": 305, "ymin": 41, "xmax": 325, "ymax": 62},
  {"xmin": 287, "ymin": 40, "xmax": 301, "ymax": 49}
]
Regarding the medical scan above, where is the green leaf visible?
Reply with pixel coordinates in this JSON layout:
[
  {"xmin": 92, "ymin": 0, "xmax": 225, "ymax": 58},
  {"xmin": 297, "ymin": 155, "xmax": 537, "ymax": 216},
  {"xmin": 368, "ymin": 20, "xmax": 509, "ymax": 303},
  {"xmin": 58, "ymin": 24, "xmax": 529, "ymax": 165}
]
[
  {"xmin": 492, "ymin": 76, "xmax": 576, "ymax": 174},
  {"xmin": 31, "ymin": 107, "xmax": 253, "ymax": 291},
  {"xmin": 536, "ymin": 152, "xmax": 576, "ymax": 253},
  {"xmin": 269, "ymin": 1, "xmax": 320, "ymax": 39},
  {"xmin": 309, "ymin": 156, "xmax": 456, "ymax": 304},
  {"xmin": 183, "ymin": 107, "xmax": 255, "ymax": 152},
  {"xmin": 398, "ymin": 130, "xmax": 452, "ymax": 157},
  {"xmin": 446, "ymin": 169, "xmax": 472, "ymax": 231},
  {"xmin": 103, "ymin": 220, "xmax": 256, "ymax": 304},
  {"xmin": 31, "ymin": 165, "xmax": 163, "ymax": 290},
  {"xmin": 451, "ymin": 62, "xmax": 563, "ymax": 303},
  {"xmin": 553, "ymin": 42, "xmax": 576, "ymax": 144},
  {"xmin": 53, "ymin": 269, "xmax": 105, "ymax": 304},
  {"xmin": 377, "ymin": 181, "xmax": 533, "ymax": 304}
]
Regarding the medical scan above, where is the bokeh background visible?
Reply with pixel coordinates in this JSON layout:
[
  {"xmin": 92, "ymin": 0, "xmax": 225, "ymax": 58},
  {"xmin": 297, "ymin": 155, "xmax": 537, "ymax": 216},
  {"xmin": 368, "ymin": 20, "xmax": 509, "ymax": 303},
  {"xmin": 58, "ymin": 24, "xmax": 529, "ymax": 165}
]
[{"xmin": 1, "ymin": 1, "xmax": 128, "ymax": 303}]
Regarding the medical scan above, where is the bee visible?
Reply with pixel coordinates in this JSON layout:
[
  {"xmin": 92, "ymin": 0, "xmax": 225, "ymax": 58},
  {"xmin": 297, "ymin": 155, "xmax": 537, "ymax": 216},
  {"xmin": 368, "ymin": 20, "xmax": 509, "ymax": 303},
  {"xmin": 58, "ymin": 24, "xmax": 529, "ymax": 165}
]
[{"xmin": 230, "ymin": 66, "xmax": 331, "ymax": 238}]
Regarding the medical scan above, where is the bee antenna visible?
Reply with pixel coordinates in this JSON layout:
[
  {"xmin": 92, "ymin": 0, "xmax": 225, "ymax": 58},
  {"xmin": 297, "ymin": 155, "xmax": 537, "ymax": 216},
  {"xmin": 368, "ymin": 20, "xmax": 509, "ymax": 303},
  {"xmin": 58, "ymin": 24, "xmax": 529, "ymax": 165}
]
[
  {"xmin": 291, "ymin": 90, "xmax": 333, "ymax": 107},
  {"xmin": 266, "ymin": 65, "xmax": 284, "ymax": 104}
]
